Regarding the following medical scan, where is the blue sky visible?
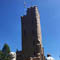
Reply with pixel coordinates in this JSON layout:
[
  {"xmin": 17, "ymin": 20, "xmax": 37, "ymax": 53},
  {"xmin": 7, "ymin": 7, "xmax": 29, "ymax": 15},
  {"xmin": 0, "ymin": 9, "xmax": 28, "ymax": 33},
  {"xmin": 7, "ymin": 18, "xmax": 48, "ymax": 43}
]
[{"xmin": 0, "ymin": 0, "xmax": 60, "ymax": 60}]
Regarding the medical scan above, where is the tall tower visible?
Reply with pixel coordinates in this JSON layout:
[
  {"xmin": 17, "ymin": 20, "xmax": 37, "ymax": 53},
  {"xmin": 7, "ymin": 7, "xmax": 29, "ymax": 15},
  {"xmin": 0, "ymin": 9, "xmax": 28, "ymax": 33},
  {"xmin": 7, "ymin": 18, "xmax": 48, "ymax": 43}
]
[
  {"xmin": 21, "ymin": 6, "xmax": 42, "ymax": 58},
  {"xmin": 16, "ymin": 6, "xmax": 45, "ymax": 60}
]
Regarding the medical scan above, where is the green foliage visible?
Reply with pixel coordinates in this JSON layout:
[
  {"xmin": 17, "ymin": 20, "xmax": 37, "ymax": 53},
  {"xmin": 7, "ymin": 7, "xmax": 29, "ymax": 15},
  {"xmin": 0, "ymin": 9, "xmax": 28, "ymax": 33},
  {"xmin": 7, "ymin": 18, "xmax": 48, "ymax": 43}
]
[
  {"xmin": 0, "ymin": 43, "xmax": 12, "ymax": 60},
  {"xmin": 0, "ymin": 51, "xmax": 3, "ymax": 59},
  {"xmin": 0, "ymin": 51, "xmax": 6, "ymax": 60},
  {"xmin": 2, "ymin": 44, "xmax": 10, "ymax": 56}
]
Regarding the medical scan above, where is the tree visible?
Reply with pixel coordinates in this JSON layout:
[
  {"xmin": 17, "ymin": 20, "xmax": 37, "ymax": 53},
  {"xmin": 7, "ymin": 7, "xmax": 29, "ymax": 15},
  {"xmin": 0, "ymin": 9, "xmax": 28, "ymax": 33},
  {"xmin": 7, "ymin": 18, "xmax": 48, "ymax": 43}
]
[
  {"xmin": 0, "ymin": 44, "xmax": 13, "ymax": 60},
  {"xmin": 1, "ymin": 43, "xmax": 11, "ymax": 60},
  {"xmin": 2, "ymin": 43, "xmax": 10, "ymax": 55},
  {"xmin": 0, "ymin": 50, "xmax": 6, "ymax": 60}
]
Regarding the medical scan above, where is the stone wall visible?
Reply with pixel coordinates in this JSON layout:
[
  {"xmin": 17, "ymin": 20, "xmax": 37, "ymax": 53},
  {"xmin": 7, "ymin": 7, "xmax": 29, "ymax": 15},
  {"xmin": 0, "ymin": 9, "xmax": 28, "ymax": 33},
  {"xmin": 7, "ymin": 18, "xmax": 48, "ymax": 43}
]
[{"xmin": 16, "ymin": 6, "xmax": 45, "ymax": 60}]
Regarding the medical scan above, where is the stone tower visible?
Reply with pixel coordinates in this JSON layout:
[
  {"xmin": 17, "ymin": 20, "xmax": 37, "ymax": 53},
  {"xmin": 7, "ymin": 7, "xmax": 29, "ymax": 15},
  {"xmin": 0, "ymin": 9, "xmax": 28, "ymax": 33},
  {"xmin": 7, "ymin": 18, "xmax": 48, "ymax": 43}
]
[{"xmin": 16, "ymin": 6, "xmax": 45, "ymax": 60}]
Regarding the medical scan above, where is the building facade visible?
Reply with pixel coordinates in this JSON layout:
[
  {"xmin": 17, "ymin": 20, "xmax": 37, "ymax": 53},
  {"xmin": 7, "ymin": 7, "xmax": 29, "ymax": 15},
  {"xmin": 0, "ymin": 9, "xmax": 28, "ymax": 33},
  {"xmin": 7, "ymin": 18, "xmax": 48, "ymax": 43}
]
[{"xmin": 16, "ymin": 6, "xmax": 45, "ymax": 60}]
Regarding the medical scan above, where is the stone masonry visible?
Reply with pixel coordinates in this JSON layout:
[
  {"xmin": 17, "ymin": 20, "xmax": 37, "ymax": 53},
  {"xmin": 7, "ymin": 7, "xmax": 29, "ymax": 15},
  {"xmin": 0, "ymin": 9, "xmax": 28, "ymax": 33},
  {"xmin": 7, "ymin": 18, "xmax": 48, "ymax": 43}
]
[{"xmin": 16, "ymin": 6, "xmax": 45, "ymax": 60}]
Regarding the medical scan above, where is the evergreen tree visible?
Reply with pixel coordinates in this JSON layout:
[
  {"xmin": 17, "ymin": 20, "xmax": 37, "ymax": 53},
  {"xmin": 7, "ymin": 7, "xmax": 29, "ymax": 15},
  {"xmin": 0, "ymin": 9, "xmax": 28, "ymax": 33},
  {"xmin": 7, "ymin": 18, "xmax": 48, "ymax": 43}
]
[
  {"xmin": 0, "ymin": 43, "xmax": 12, "ymax": 60},
  {"xmin": 2, "ymin": 43, "xmax": 10, "ymax": 55}
]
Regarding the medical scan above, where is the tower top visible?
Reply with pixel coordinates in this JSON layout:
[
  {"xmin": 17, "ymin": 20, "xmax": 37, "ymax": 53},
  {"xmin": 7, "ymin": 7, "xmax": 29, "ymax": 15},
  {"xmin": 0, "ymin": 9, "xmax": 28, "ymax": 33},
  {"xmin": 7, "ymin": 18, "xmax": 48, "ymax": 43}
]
[
  {"xmin": 21, "ymin": 6, "xmax": 39, "ymax": 17},
  {"xmin": 21, "ymin": 6, "xmax": 42, "ymax": 46}
]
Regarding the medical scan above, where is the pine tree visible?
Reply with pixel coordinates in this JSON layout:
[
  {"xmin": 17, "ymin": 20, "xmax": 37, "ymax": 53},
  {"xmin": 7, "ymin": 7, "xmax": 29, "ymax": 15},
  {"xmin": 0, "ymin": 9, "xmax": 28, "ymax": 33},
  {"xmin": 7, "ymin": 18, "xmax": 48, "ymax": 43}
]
[
  {"xmin": 1, "ymin": 43, "xmax": 11, "ymax": 60},
  {"xmin": 2, "ymin": 43, "xmax": 10, "ymax": 55}
]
